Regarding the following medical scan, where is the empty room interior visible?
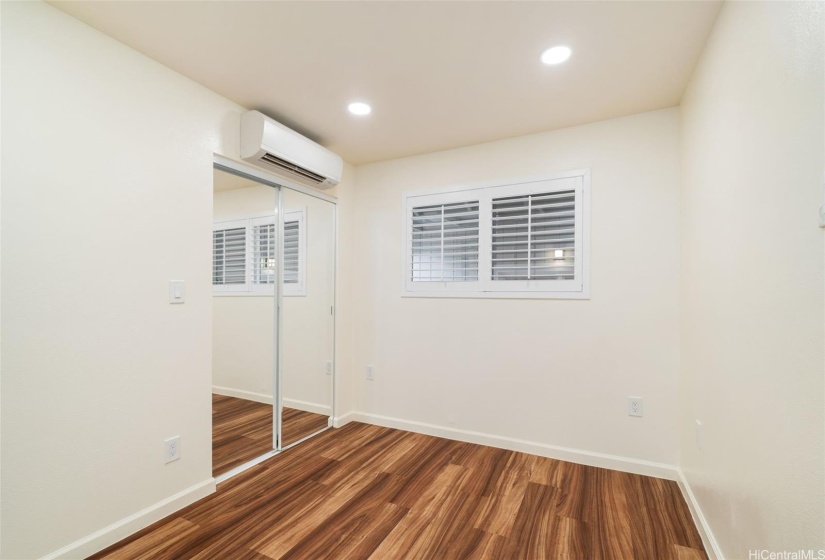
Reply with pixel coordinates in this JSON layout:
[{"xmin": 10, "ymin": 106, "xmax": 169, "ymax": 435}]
[{"xmin": 1, "ymin": 1, "xmax": 823, "ymax": 559}]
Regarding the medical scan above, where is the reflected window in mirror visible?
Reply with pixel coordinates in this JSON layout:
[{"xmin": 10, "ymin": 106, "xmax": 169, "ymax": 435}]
[
  {"xmin": 212, "ymin": 209, "xmax": 306, "ymax": 297},
  {"xmin": 282, "ymin": 210, "xmax": 306, "ymax": 296},
  {"xmin": 213, "ymin": 220, "xmax": 250, "ymax": 292}
]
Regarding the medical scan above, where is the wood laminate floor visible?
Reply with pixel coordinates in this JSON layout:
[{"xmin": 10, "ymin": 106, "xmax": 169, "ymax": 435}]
[
  {"xmin": 95, "ymin": 422, "xmax": 707, "ymax": 560},
  {"xmin": 213, "ymin": 394, "xmax": 329, "ymax": 476}
]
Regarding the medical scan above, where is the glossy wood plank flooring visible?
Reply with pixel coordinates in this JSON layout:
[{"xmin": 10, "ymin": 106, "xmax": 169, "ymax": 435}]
[
  {"xmin": 212, "ymin": 394, "xmax": 329, "ymax": 476},
  {"xmin": 97, "ymin": 422, "xmax": 706, "ymax": 560}
]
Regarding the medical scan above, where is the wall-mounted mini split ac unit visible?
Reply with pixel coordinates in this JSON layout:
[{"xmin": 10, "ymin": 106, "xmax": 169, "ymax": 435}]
[{"xmin": 240, "ymin": 110, "xmax": 343, "ymax": 190}]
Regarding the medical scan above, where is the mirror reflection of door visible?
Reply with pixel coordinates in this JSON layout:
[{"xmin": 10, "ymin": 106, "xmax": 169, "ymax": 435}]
[
  {"xmin": 280, "ymin": 187, "xmax": 335, "ymax": 447},
  {"xmin": 211, "ymin": 168, "xmax": 277, "ymax": 476}
]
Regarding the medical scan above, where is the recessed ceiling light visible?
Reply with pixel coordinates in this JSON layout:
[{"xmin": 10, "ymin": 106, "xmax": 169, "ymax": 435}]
[
  {"xmin": 347, "ymin": 102, "xmax": 372, "ymax": 116},
  {"xmin": 541, "ymin": 46, "xmax": 572, "ymax": 65}
]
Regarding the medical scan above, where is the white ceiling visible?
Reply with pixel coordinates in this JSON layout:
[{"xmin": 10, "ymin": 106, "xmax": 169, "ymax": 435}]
[{"xmin": 53, "ymin": 1, "xmax": 721, "ymax": 165}]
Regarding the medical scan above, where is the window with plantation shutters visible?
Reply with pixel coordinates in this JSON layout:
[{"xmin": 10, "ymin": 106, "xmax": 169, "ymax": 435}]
[
  {"xmin": 403, "ymin": 171, "xmax": 589, "ymax": 299},
  {"xmin": 491, "ymin": 190, "xmax": 575, "ymax": 281},
  {"xmin": 411, "ymin": 201, "xmax": 479, "ymax": 284},
  {"xmin": 213, "ymin": 209, "xmax": 306, "ymax": 297}
]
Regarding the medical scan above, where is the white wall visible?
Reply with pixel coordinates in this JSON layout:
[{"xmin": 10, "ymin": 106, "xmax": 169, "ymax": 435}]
[
  {"xmin": 348, "ymin": 108, "xmax": 682, "ymax": 466},
  {"xmin": 212, "ymin": 184, "xmax": 336, "ymax": 413},
  {"xmin": 0, "ymin": 2, "xmax": 246, "ymax": 558},
  {"xmin": 679, "ymin": 2, "xmax": 825, "ymax": 557}
]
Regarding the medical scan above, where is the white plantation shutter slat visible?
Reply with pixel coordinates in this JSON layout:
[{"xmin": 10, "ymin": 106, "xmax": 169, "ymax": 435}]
[
  {"xmin": 283, "ymin": 220, "xmax": 301, "ymax": 284},
  {"xmin": 213, "ymin": 226, "xmax": 247, "ymax": 286},
  {"xmin": 492, "ymin": 189, "xmax": 576, "ymax": 282},
  {"xmin": 411, "ymin": 201, "xmax": 479, "ymax": 283},
  {"xmin": 253, "ymin": 222, "xmax": 276, "ymax": 285}
]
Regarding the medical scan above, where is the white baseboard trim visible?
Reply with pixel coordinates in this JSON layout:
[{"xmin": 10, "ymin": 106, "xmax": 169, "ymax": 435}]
[
  {"xmin": 343, "ymin": 411, "xmax": 678, "ymax": 481},
  {"xmin": 283, "ymin": 398, "xmax": 332, "ymax": 416},
  {"xmin": 676, "ymin": 469, "xmax": 724, "ymax": 560},
  {"xmin": 333, "ymin": 411, "xmax": 356, "ymax": 428},
  {"xmin": 42, "ymin": 478, "xmax": 216, "ymax": 560},
  {"xmin": 212, "ymin": 385, "xmax": 272, "ymax": 405}
]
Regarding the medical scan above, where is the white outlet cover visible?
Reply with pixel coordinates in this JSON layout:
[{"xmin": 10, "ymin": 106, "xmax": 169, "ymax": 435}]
[
  {"xmin": 628, "ymin": 397, "xmax": 643, "ymax": 417},
  {"xmin": 695, "ymin": 420, "xmax": 703, "ymax": 451},
  {"xmin": 165, "ymin": 436, "xmax": 181, "ymax": 463},
  {"xmin": 366, "ymin": 365, "xmax": 375, "ymax": 380}
]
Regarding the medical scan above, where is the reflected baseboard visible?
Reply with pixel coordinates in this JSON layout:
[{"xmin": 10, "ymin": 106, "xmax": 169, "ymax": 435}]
[
  {"xmin": 211, "ymin": 387, "xmax": 332, "ymax": 417},
  {"xmin": 283, "ymin": 398, "xmax": 331, "ymax": 416},
  {"xmin": 212, "ymin": 386, "xmax": 272, "ymax": 405}
]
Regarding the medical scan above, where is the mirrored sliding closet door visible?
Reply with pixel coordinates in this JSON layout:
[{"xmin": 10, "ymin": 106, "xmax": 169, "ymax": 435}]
[
  {"xmin": 211, "ymin": 160, "xmax": 336, "ymax": 478},
  {"xmin": 279, "ymin": 188, "xmax": 335, "ymax": 448},
  {"xmin": 212, "ymin": 167, "xmax": 278, "ymax": 477}
]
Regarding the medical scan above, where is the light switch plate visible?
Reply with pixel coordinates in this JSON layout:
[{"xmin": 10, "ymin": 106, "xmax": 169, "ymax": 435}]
[{"xmin": 169, "ymin": 280, "xmax": 185, "ymax": 304}]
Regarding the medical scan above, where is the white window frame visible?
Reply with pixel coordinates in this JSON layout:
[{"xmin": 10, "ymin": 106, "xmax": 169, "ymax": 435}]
[
  {"xmin": 212, "ymin": 209, "xmax": 306, "ymax": 297},
  {"xmin": 402, "ymin": 169, "xmax": 590, "ymax": 300}
]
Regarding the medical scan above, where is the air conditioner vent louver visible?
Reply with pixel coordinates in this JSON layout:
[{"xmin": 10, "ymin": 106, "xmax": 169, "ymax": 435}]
[
  {"xmin": 260, "ymin": 153, "xmax": 326, "ymax": 184},
  {"xmin": 240, "ymin": 111, "xmax": 343, "ymax": 190}
]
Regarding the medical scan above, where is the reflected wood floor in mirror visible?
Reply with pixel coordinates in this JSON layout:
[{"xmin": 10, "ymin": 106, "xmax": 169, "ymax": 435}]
[
  {"xmin": 213, "ymin": 394, "xmax": 273, "ymax": 476},
  {"xmin": 95, "ymin": 422, "xmax": 707, "ymax": 560},
  {"xmin": 213, "ymin": 394, "xmax": 330, "ymax": 476},
  {"xmin": 282, "ymin": 407, "xmax": 329, "ymax": 448}
]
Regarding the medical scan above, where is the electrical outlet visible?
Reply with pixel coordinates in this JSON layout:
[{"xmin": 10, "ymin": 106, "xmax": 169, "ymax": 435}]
[
  {"xmin": 366, "ymin": 365, "xmax": 375, "ymax": 381},
  {"xmin": 325, "ymin": 361, "xmax": 333, "ymax": 375},
  {"xmin": 628, "ymin": 397, "xmax": 643, "ymax": 417},
  {"xmin": 164, "ymin": 436, "xmax": 181, "ymax": 463},
  {"xmin": 695, "ymin": 420, "xmax": 703, "ymax": 451}
]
